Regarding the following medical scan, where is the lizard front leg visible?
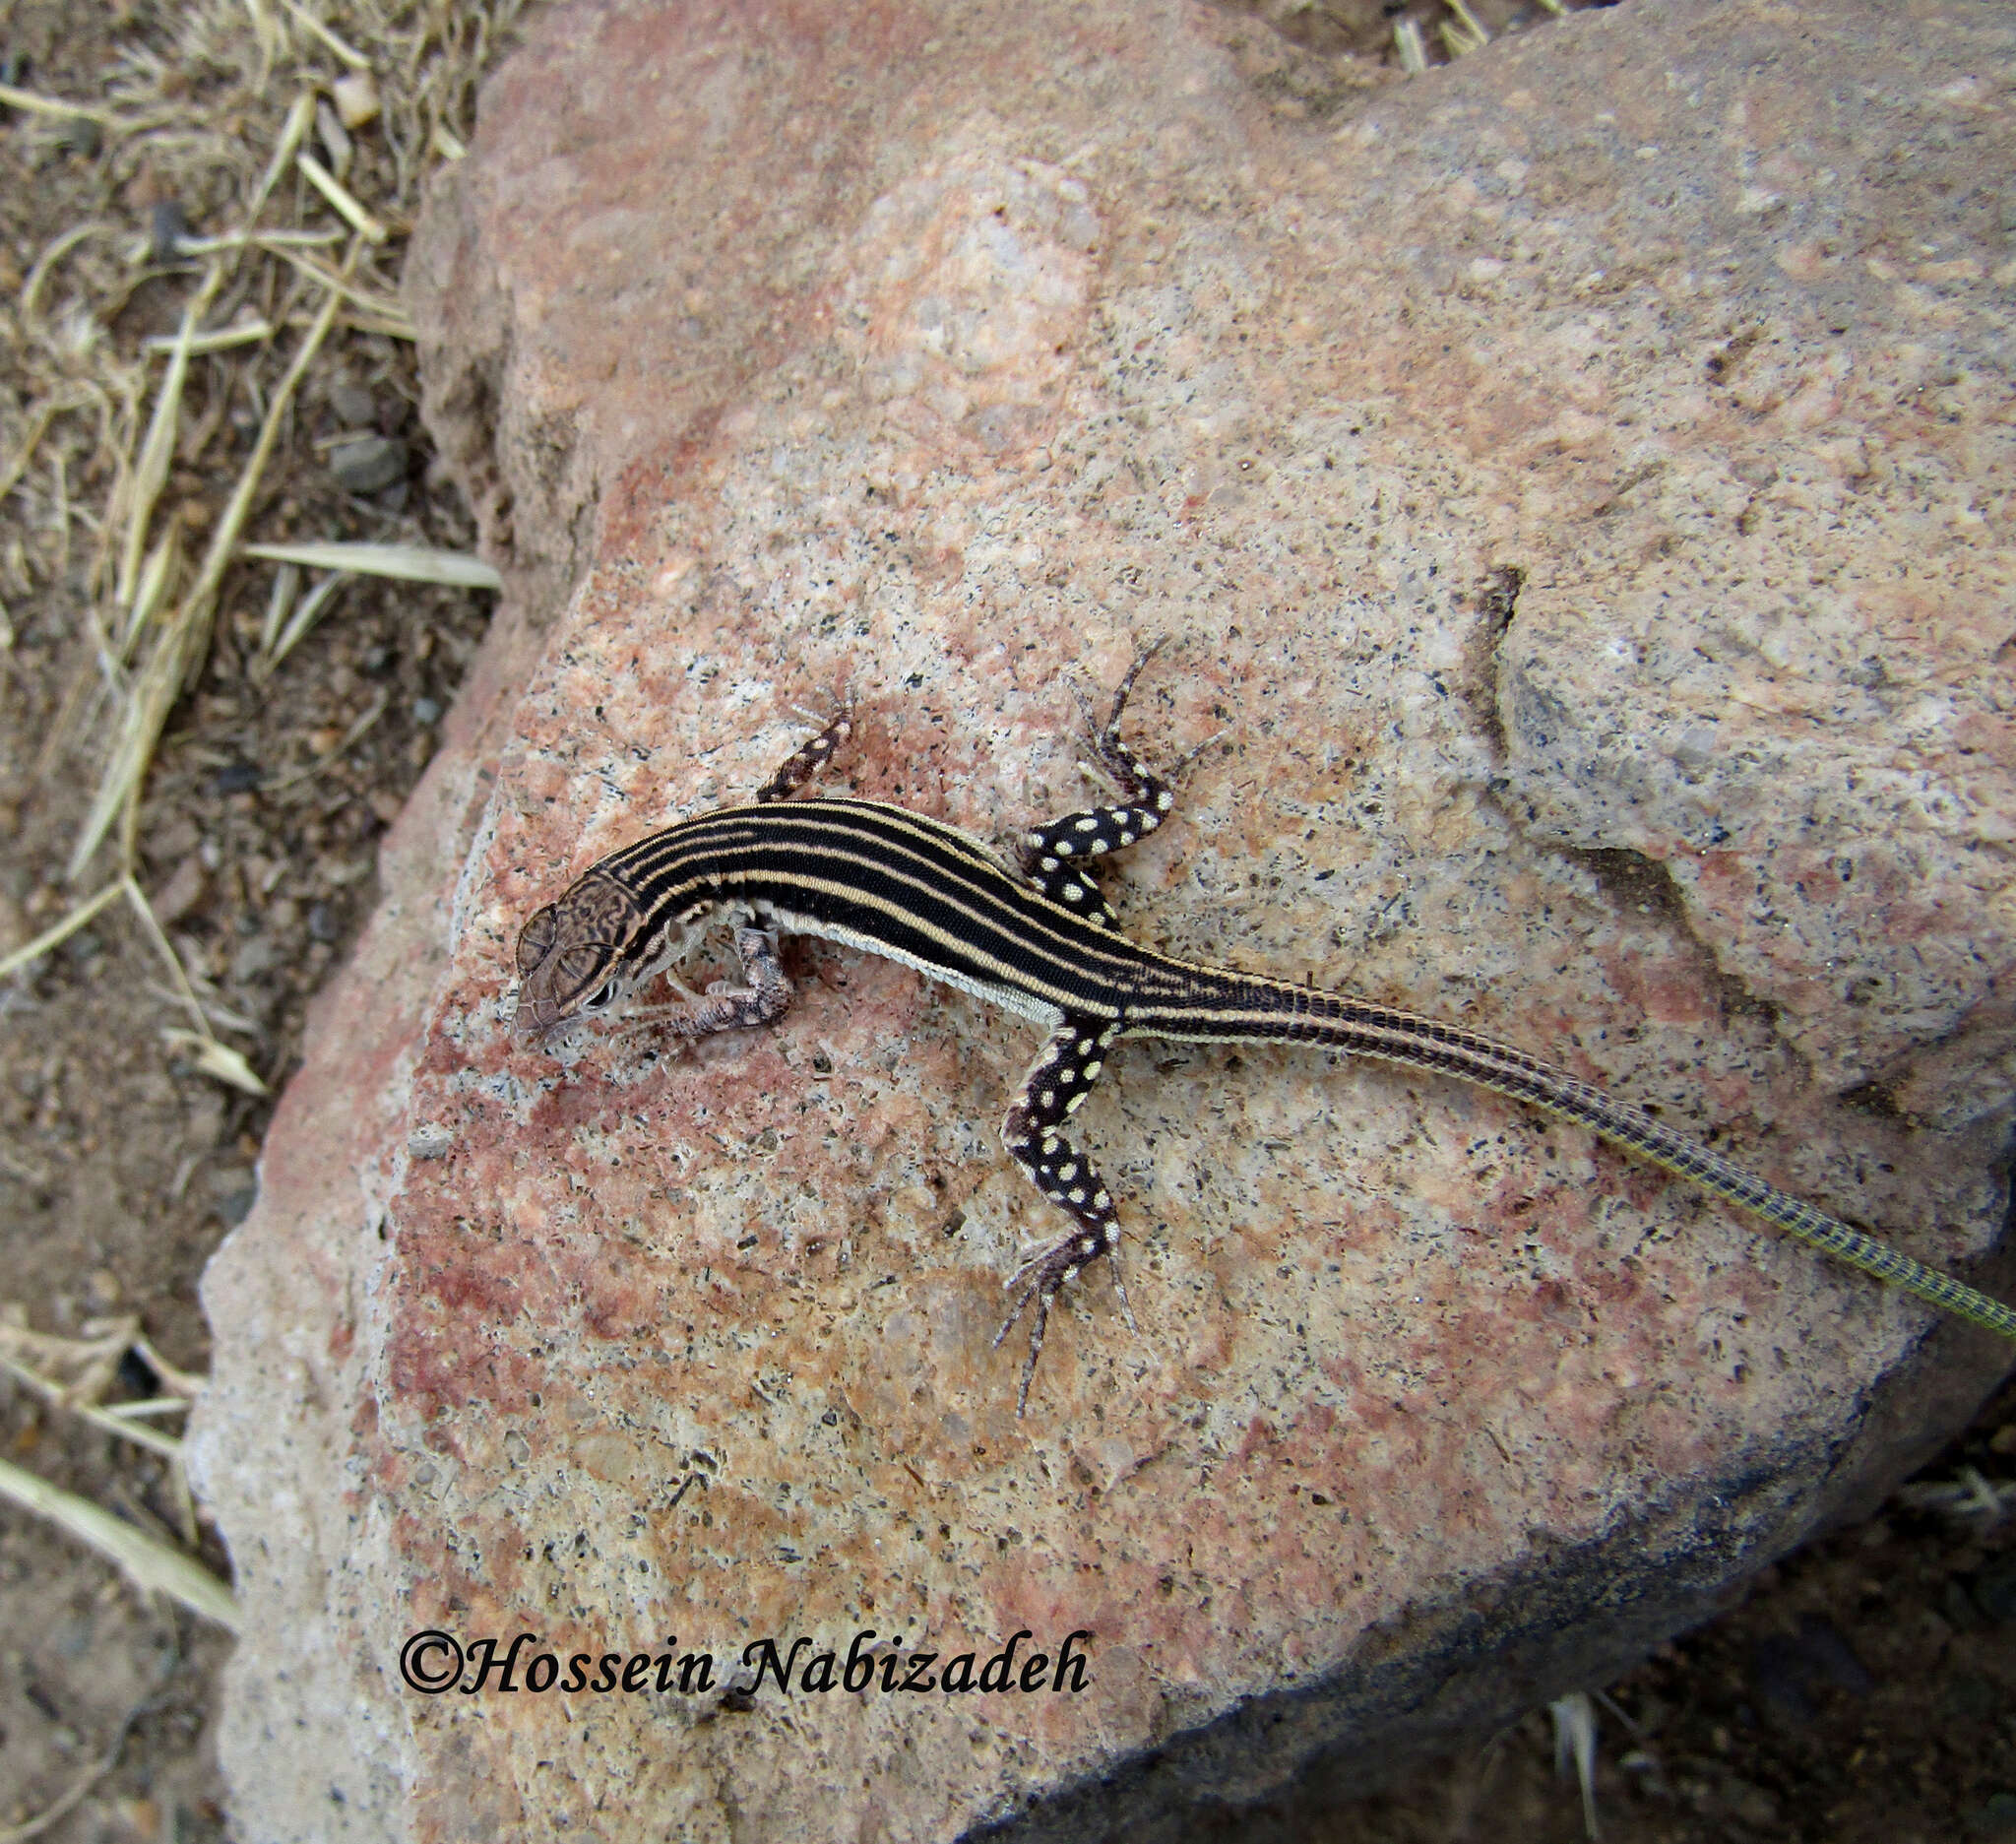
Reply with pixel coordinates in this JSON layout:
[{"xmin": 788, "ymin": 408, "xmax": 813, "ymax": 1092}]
[{"xmin": 615, "ymin": 924, "xmax": 793, "ymax": 1038}]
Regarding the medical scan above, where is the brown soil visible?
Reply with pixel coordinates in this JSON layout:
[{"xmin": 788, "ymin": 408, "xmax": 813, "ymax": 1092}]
[{"xmin": 0, "ymin": 4, "xmax": 2009, "ymax": 1841}]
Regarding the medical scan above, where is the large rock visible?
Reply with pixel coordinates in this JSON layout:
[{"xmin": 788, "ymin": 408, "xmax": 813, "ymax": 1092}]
[{"xmin": 190, "ymin": 1, "xmax": 2016, "ymax": 1837}]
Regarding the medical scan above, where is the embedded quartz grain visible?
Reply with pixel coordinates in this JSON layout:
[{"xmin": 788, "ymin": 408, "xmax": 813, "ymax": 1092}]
[{"xmin": 193, "ymin": 1, "xmax": 2016, "ymax": 1840}]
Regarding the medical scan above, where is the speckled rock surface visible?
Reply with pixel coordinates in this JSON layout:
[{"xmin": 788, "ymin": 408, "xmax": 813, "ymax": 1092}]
[{"xmin": 190, "ymin": 1, "xmax": 2016, "ymax": 1838}]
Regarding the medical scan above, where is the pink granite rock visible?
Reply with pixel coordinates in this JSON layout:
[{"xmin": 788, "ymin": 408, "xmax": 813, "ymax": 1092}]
[{"xmin": 191, "ymin": 1, "xmax": 2016, "ymax": 1837}]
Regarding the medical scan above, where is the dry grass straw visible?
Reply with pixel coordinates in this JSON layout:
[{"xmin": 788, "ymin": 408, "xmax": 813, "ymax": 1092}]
[
  {"xmin": 1, "ymin": 0, "xmax": 524, "ymax": 1027},
  {"xmin": 69, "ymin": 249, "xmax": 353, "ymax": 879},
  {"xmin": 244, "ymin": 536, "xmax": 503, "ymax": 588},
  {"xmin": 0, "ymin": 1309, "xmax": 228, "ymax": 1624},
  {"xmin": 0, "ymin": 0, "xmax": 524, "ymax": 1637},
  {"xmin": 0, "ymin": 1457, "xmax": 238, "ymax": 1630}
]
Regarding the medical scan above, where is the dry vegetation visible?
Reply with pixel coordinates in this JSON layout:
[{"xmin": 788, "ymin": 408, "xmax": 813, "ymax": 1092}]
[
  {"xmin": 0, "ymin": 2, "xmax": 2008, "ymax": 1841},
  {"xmin": 0, "ymin": 1, "xmax": 515, "ymax": 1832}
]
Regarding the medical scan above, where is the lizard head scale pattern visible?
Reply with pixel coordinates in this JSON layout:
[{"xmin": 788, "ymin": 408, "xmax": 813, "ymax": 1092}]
[{"xmin": 511, "ymin": 873, "xmax": 647, "ymax": 1040}]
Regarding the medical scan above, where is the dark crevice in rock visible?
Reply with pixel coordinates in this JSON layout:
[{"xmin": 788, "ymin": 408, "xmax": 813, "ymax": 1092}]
[
  {"xmin": 1564, "ymin": 843, "xmax": 1784, "ymax": 1043},
  {"xmin": 1458, "ymin": 561, "xmax": 1522, "ymax": 761},
  {"xmin": 1834, "ymin": 1070, "xmax": 1910, "ymax": 1122},
  {"xmin": 1471, "ymin": 579, "xmax": 1788, "ymax": 1060}
]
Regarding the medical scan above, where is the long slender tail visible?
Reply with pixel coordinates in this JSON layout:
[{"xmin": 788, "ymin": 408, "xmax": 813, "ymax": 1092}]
[{"xmin": 1123, "ymin": 972, "xmax": 2016, "ymax": 1339}]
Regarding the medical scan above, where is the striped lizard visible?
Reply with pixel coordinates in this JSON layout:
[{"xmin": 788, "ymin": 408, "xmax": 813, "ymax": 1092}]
[{"xmin": 512, "ymin": 654, "xmax": 2016, "ymax": 1411}]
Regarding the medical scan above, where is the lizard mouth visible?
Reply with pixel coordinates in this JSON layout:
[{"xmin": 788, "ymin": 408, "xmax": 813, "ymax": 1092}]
[{"xmin": 510, "ymin": 984, "xmax": 565, "ymax": 1043}]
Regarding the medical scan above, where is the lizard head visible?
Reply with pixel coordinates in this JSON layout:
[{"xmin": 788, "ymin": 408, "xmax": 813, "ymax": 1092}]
[{"xmin": 510, "ymin": 875, "xmax": 644, "ymax": 1042}]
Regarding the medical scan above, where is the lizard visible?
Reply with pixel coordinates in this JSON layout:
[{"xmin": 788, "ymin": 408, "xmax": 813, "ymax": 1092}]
[{"xmin": 511, "ymin": 653, "xmax": 2016, "ymax": 1411}]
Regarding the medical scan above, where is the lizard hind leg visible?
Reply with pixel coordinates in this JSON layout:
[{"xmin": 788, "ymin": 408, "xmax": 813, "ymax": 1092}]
[
  {"xmin": 755, "ymin": 702, "xmax": 854, "ymax": 802},
  {"xmin": 992, "ymin": 1017, "xmax": 1135, "ymax": 1415}
]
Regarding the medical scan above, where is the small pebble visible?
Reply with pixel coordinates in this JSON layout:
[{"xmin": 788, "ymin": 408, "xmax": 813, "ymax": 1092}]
[
  {"xmin": 408, "ymin": 1122, "xmax": 454, "ymax": 1160},
  {"xmin": 231, "ymin": 935, "xmax": 280, "ymax": 984},
  {"xmin": 149, "ymin": 199, "xmax": 193, "ymax": 262},
  {"xmin": 307, "ymin": 900, "xmax": 340, "ymax": 943},
  {"xmin": 53, "ymin": 1614, "xmax": 94, "ymax": 1661},
  {"xmin": 1971, "ymin": 1555, "xmax": 2016, "ymax": 1624},
  {"xmin": 329, "ymin": 434, "xmax": 407, "ymax": 493},
  {"xmin": 214, "ymin": 761, "xmax": 262, "ymax": 795},
  {"xmin": 56, "ymin": 114, "xmax": 100, "ymax": 159},
  {"xmin": 153, "ymin": 854, "xmax": 207, "ymax": 927},
  {"xmin": 412, "ymin": 695, "xmax": 442, "ymax": 726},
  {"xmin": 332, "ymin": 69, "xmax": 380, "ymax": 129},
  {"xmin": 1946, "ymin": 1673, "xmax": 1997, "ymax": 1723},
  {"xmin": 207, "ymin": 1165, "xmax": 255, "ymax": 1200},
  {"xmin": 1793, "ymin": 1613, "xmax": 1873, "ymax": 1694},
  {"xmin": 1719, "ymin": 1776, "xmax": 1778, "ymax": 1829},
  {"xmin": 1748, "ymin": 1635, "xmax": 1816, "ymax": 1726},
  {"xmin": 328, "ymin": 378, "xmax": 378, "ymax": 428},
  {"xmin": 1973, "ymin": 1791, "xmax": 2016, "ymax": 1838},
  {"xmin": 151, "ymin": 814, "xmax": 202, "ymax": 859}
]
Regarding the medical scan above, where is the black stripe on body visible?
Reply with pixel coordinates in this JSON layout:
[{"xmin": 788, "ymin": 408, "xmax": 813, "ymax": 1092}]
[{"xmin": 599, "ymin": 798, "xmax": 1196, "ymax": 1021}]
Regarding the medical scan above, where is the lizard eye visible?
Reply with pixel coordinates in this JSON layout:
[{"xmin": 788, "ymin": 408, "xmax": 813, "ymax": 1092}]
[{"xmin": 554, "ymin": 945, "xmax": 611, "ymax": 1007}]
